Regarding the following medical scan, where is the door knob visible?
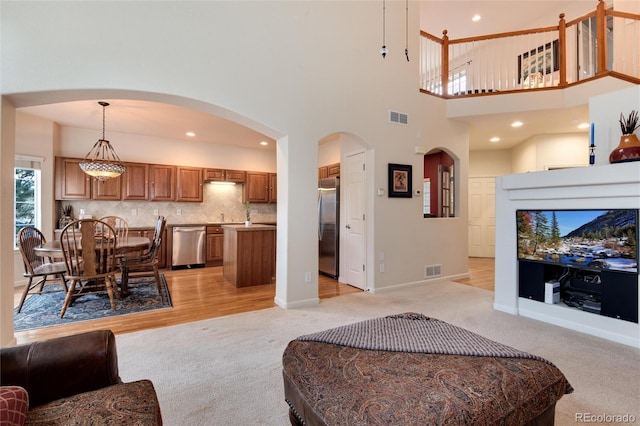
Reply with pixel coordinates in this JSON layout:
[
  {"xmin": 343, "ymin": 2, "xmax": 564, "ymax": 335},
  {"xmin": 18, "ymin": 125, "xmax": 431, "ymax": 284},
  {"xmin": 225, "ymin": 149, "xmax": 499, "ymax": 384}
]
[{"xmin": 345, "ymin": 224, "xmax": 351, "ymax": 229}]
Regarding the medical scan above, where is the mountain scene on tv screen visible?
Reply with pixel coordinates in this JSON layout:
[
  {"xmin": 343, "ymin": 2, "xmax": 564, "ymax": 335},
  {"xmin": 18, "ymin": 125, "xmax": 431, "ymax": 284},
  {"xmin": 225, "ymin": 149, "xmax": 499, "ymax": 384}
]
[{"xmin": 517, "ymin": 210, "xmax": 637, "ymax": 273}]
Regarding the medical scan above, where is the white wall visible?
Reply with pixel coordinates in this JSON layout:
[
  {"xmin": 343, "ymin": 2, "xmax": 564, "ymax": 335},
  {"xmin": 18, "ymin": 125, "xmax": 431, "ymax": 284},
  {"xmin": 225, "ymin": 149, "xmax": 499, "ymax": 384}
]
[
  {"xmin": 1, "ymin": 1, "xmax": 469, "ymax": 345},
  {"xmin": 319, "ymin": 136, "xmax": 341, "ymax": 167},
  {"xmin": 469, "ymin": 149, "xmax": 511, "ymax": 177},
  {"xmin": 511, "ymin": 132, "xmax": 589, "ymax": 173}
]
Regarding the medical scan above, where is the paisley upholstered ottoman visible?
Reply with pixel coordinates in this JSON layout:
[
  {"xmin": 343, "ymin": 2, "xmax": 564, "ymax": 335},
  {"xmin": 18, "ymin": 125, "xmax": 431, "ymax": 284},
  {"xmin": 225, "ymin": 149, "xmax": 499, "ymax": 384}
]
[{"xmin": 283, "ymin": 313, "xmax": 572, "ymax": 426}]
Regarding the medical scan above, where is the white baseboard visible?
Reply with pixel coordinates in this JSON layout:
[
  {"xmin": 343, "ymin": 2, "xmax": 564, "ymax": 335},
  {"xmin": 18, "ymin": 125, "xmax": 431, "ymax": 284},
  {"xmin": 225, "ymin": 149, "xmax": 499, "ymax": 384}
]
[{"xmin": 274, "ymin": 296, "xmax": 319, "ymax": 309}]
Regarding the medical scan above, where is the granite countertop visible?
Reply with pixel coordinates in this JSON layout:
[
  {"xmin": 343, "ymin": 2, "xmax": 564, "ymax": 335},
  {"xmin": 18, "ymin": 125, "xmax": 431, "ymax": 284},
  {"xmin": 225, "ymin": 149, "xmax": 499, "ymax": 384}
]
[{"xmin": 221, "ymin": 224, "xmax": 276, "ymax": 231}]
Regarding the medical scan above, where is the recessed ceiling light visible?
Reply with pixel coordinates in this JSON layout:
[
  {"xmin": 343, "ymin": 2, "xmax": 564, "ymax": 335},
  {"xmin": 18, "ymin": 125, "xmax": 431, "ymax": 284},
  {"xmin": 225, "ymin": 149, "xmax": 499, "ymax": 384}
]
[
  {"xmin": 260, "ymin": 141, "xmax": 269, "ymax": 146},
  {"xmin": 511, "ymin": 121, "xmax": 523, "ymax": 128},
  {"xmin": 490, "ymin": 137, "xmax": 500, "ymax": 143},
  {"xmin": 186, "ymin": 132, "xmax": 196, "ymax": 137},
  {"xmin": 577, "ymin": 123, "xmax": 590, "ymax": 129},
  {"xmin": 472, "ymin": 15, "xmax": 481, "ymax": 22}
]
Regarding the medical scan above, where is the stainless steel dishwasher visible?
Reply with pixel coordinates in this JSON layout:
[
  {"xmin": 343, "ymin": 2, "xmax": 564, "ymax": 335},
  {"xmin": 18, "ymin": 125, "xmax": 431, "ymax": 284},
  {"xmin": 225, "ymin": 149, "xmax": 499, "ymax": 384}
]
[{"xmin": 171, "ymin": 226, "xmax": 206, "ymax": 269}]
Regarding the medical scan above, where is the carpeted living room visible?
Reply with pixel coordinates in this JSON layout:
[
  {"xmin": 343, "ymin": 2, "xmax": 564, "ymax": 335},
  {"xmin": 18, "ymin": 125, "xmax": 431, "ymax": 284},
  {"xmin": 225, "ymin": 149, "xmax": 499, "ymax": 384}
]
[
  {"xmin": 3, "ymin": 0, "xmax": 640, "ymax": 424},
  {"xmin": 112, "ymin": 276, "xmax": 638, "ymax": 425}
]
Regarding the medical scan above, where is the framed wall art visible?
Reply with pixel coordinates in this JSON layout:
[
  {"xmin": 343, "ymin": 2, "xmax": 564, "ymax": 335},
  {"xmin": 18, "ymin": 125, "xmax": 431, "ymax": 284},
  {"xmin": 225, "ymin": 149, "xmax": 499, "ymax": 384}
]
[
  {"xmin": 517, "ymin": 39, "xmax": 559, "ymax": 84},
  {"xmin": 388, "ymin": 163, "xmax": 412, "ymax": 198}
]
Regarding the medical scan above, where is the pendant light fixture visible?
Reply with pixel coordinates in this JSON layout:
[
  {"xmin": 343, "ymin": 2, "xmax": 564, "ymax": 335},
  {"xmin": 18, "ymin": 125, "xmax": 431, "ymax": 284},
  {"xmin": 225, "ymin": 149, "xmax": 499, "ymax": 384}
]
[
  {"xmin": 380, "ymin": 0, "xmax": 387, "ymax": 58},
  {"xmin": 79, "ymin": 101, "xmax": 126, "ymax": 180}
]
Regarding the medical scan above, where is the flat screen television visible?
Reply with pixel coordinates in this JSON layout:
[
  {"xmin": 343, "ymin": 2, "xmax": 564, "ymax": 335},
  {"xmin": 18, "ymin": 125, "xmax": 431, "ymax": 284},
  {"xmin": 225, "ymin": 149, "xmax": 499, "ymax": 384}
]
[{"xmin": 516, "ymin": 209, "xmax": 638, "ymax": 274}]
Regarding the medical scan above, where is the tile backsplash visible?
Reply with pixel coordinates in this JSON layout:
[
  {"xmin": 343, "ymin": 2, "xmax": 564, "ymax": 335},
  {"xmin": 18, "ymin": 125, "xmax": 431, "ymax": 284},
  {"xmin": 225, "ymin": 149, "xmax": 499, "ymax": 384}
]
[{"xmin": 59, "ymin": 183, "xmax": 276, "ymax": 228}]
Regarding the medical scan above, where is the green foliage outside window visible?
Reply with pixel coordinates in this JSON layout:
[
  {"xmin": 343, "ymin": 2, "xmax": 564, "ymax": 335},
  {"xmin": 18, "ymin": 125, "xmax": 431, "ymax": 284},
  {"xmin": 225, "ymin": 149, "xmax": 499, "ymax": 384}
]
[{"xmin": 15, "ymin": 168, "xmax": 36, "ymax": 244}]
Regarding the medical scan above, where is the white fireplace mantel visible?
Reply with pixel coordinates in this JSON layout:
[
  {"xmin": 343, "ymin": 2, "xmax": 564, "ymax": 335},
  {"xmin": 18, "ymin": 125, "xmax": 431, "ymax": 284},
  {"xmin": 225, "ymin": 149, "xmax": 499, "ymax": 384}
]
[{"xmin": 494, "ymin": 162, "xmax": 640, "ymax": 347}]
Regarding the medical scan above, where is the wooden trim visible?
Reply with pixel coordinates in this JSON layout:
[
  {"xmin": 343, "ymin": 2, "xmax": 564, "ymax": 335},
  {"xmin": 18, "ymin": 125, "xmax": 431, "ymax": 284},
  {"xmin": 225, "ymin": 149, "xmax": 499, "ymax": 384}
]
[
  {"xmin": 448, "ymin": 25, "xmax": 558, "ymax": 45},
  {"xmin": 558, "ymin": 13, "xmax": 568, "ymax": 86},
  {"xmin": 420, "ymin": 30, "xmax": 443, "ymax": 44},
  {"xmin": 606, "ymin": 10, "xmax": 640, "ymax": 20},
  {"xmin": 596, "ymin": 0, "xmax": 607, "ymax": 75}
]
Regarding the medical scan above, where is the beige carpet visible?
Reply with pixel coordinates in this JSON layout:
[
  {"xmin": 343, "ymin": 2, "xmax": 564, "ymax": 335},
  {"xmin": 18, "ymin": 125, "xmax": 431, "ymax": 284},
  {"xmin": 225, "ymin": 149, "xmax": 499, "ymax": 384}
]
[{"xmin": 116, "ymin": 279, "xmax": 640, "ymax": 426}]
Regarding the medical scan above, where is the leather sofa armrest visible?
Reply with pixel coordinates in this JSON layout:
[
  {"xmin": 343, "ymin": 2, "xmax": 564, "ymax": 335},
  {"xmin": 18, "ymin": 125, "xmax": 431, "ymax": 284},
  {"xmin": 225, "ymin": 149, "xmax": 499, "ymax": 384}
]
[{"xmin": 0, "ymin": 330, "xmax": 122, "ymax": 407}]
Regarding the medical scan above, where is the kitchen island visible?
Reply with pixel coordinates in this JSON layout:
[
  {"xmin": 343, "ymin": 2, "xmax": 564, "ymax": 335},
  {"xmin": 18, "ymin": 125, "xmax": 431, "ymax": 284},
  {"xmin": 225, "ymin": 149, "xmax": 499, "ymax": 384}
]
[{"xmin": 222, "ymin": 224, "xmax": 276, "ymax": 287}]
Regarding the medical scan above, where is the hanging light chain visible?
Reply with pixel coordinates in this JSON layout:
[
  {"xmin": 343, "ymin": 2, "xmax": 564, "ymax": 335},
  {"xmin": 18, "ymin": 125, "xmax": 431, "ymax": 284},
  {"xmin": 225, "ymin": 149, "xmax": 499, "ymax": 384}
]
[
  {"xmin": 405, "ymin": 0, "xmax": 409, "ymax": 61},
  {"xmin": 380, "ymin": 0, "xmax": 387, "ymax": 58},
  {"xmin": 380, "ymin": 0, "xmax": 409, "ymax": 61}
]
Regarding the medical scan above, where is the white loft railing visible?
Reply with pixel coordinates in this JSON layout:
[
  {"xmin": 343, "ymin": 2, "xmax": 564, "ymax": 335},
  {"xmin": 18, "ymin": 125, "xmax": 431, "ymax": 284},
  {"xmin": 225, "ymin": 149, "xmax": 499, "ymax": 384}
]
[{"xmin": 420, "ymin": 0, "xmax": 640, "ymax": 98}]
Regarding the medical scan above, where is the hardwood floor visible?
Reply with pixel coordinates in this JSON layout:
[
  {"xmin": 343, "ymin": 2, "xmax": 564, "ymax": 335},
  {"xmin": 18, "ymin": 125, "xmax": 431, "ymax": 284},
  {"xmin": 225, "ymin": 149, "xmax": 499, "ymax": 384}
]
[
  {"xmin": 13, "ymin": 258, "xmax": 494, "ymax": 345},
  {"xmin": 454, "ymin": 257, "xmax": 495, "ymax": 291},
  {"xmin": 12, "ymin": 267, "xmax": 361, "ymax": 345}
]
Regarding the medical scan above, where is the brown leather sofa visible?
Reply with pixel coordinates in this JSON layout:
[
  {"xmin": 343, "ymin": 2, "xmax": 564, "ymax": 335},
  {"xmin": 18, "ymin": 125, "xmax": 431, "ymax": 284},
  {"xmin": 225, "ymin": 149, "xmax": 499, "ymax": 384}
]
[{"xmin": 1, "ymin": 330, "xmax": 162, "ymax": 425}]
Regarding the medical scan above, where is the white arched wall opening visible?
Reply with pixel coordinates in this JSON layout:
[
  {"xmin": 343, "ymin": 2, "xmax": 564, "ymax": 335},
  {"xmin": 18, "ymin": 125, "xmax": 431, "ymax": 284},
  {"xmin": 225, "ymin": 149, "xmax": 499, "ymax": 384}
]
[
  {"xmin": 1, "ymin": 89, "xmax": 293, "ymax": 345},
  {"xmin": 423, "ymin": 147, "xmax": 459, "ymax": 218},
  {"xmin": 318, "ymin": 131, "xmax": 373, "ymax": 292}
]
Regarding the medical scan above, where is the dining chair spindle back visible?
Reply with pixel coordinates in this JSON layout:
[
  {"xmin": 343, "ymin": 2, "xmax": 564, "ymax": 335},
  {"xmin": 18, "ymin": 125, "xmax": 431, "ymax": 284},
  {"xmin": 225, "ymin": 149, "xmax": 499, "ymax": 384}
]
[
  {"xmin": 16, "ymin": 226, "xmax": 68, "ymax": 313},
  {"xmin": 119, "ymin": 216, "xmax": 166, "ymax": 295},
  {"xmin": 99, "ymin": 216, "xmax": 129, "ymax": 240},
  {"xmin": 59, "ymin": 219, "xmax": 120, "ymax": 318}
]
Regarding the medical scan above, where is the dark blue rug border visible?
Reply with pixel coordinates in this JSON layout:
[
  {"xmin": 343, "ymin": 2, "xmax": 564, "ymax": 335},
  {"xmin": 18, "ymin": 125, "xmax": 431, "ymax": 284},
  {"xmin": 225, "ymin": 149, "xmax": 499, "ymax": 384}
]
[{"xmin": 14, "ymin": 275, "xmax": 172, "ymax": 332}]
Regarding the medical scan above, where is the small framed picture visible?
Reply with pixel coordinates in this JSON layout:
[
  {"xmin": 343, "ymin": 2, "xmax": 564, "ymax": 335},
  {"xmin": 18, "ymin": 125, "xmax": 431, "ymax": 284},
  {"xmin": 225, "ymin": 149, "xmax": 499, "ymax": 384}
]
[{"xmin": 388, "ymin": 163, "xmax": 412, "ymax": 198}]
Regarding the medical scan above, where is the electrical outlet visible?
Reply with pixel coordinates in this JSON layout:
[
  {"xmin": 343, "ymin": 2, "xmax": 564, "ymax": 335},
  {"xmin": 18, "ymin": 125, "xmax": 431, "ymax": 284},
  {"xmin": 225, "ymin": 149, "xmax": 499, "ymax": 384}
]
[
  {"xmin": 304, "ymin": 272, "xmax": 312, "ymax": 283},
  {"xmin": 379, "ymin": 263, "xmax": 385, "ymax": 273},
  {"xmin": 131, "ymin": 209, "xmax": 137, "ymax": 216},
  {"xmin": 176, "ymin": 209, "xmax": 182, "ymax": 215},
  {"xmin": 153, "ymin": 209, "xmax": 159, "ymax": 215},
  {"xmin": 80, "ymin": 209, "xmax": 86, "ymax": 215}
]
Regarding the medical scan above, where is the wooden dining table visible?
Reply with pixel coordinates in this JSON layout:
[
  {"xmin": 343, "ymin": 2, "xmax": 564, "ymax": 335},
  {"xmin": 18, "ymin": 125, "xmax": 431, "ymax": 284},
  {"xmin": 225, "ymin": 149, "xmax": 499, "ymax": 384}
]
[
  {"xmin": 34, "ymin": 236, "xmax": 151, "ymax": 258},
  {"xmin": 35, "ymin": 236, "xmax": 151, "ymax": 297}
]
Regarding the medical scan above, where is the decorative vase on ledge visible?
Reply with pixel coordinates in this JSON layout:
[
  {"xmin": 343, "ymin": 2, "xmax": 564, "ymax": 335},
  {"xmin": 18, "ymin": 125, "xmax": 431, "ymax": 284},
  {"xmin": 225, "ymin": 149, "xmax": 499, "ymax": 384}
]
[
  {"xmin": 609, "ymin": 133, "xmax": 640, "ymax": 163},
  {"xmin": 610, "ymin": 110, "xmax": 640, "ymax": 163},
  {"xmin": 245, "ymin": 221, "xmax": 252, "ymax": 227}
]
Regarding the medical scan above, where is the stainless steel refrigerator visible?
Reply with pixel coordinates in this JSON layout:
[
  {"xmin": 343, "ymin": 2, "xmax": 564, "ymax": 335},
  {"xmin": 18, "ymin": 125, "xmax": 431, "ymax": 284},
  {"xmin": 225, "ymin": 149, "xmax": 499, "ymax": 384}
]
[{"xmin": 318, "ymin": 177, "xmax": 339, "ymax": 278}]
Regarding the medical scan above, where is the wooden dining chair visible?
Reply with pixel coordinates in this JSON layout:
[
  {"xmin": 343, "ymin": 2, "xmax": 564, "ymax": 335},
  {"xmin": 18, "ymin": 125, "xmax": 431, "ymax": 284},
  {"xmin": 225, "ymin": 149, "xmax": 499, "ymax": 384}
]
[
  {"xmin": 16, "ymin": 226, "xmax": 68, "ymax": 313},
  {"xmin": 119, "ymin": 216, "xmax": 166, "ymax": 295},
  {"xmin": 59, "ymin": 219, "xmax": 120, "ymax": 318},
  {"xmin": 99, "ymin": 216, "xmax": 129, "ymax": 240}
]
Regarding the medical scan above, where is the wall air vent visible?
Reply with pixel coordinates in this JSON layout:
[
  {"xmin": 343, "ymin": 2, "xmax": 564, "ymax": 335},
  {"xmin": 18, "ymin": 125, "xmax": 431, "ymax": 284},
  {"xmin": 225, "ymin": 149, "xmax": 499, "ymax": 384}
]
[
  {"xmin": 424, "ymin": 264, "xmax": 442, "ymax": 278},
  {"xmin": 389, "ymin": 110, "xmax": 408, "ymax": 125}
]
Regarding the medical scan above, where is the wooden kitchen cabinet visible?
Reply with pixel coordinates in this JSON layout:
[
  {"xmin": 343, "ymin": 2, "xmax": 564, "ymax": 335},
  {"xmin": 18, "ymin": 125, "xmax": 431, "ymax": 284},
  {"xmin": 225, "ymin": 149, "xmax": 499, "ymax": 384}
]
[
  {"xmin": 269, "ymin": 172, "xmax": 277, "ymax": 202},
  {"xmin": 206, "ymin": 226, "xmax": 224, "ymax": 266},
  {"xmin": 318, "ymin": 163, "xmax": 339, "ymax": 180},
  {"xmin": 149, "ymin": 164, "xmax": 175, "ymax": 201},
  {"xmin": 92, "ymin": 175, "xmax": 121, "ymax": 200},
  {"xmin": 222, "ymin": 224, "xmax": 275, "ymax": 287},
  {"xmin": 204, "ymin": 168, "xmax": 225, "ymax": 181},
  {"xmin": 225, "ymin": 170, "xmax": 246, "ymax": 183},
  {"xmin": 176, "ymin": 166, "xmax": 203, "ymax": 202},
  {"xmin": 122, "ymin": 163, "xmax": 149, "ymax": 200},
  {"xmin": 55, "ymin": 156, "xmax": 122, "ymax": 200},
  {"xmin": 327, "ymin": 162, "xmax": 340, "ymax": 177},
  {"xmin": 55, "ymin": 157, "xmax": 92, "ymax": 200},
  {"xmin": 244, "ymin": 171, "xmax": 276, "ymax": 203},
  {"xmin": 204, "ymin": 168, "xmax": 245, "ymax": 183}
]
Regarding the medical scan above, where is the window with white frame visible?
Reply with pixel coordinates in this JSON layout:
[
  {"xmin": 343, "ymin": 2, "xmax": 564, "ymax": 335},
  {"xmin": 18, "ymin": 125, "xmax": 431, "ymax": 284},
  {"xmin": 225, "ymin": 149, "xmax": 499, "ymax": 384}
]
[{"xmin": 14, "ymin": 156, "xmax": 42, "ymax": 247}]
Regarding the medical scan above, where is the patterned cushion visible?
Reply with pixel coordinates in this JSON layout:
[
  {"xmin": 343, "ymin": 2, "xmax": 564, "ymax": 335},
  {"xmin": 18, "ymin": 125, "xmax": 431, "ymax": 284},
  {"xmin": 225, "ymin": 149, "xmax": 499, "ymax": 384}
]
[
  {"xmin": 26, "ymin": 380, "xmax": 161, "ymax": 426},
  {"xmin": 0, "ymin": 386, "xmax": 29, "ymax": 426}
]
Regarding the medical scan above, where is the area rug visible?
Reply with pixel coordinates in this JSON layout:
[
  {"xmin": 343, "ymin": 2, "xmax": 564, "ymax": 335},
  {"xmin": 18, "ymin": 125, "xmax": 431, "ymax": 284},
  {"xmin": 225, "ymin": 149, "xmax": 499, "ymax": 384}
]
[{"xmin": 14, "ymin": 275, "xmax": 172, "ymax": 331}]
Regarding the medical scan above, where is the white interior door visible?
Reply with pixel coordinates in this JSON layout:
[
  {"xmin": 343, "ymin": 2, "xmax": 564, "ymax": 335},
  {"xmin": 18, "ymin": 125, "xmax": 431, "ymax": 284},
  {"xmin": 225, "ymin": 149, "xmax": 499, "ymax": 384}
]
[
  {"xmin": 468, "ymin": 177, "xmax": 496, "ymax": 258},
  {"xmin": 344, "ymin": 151, "xmax": 366, "ymax": 289}
]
